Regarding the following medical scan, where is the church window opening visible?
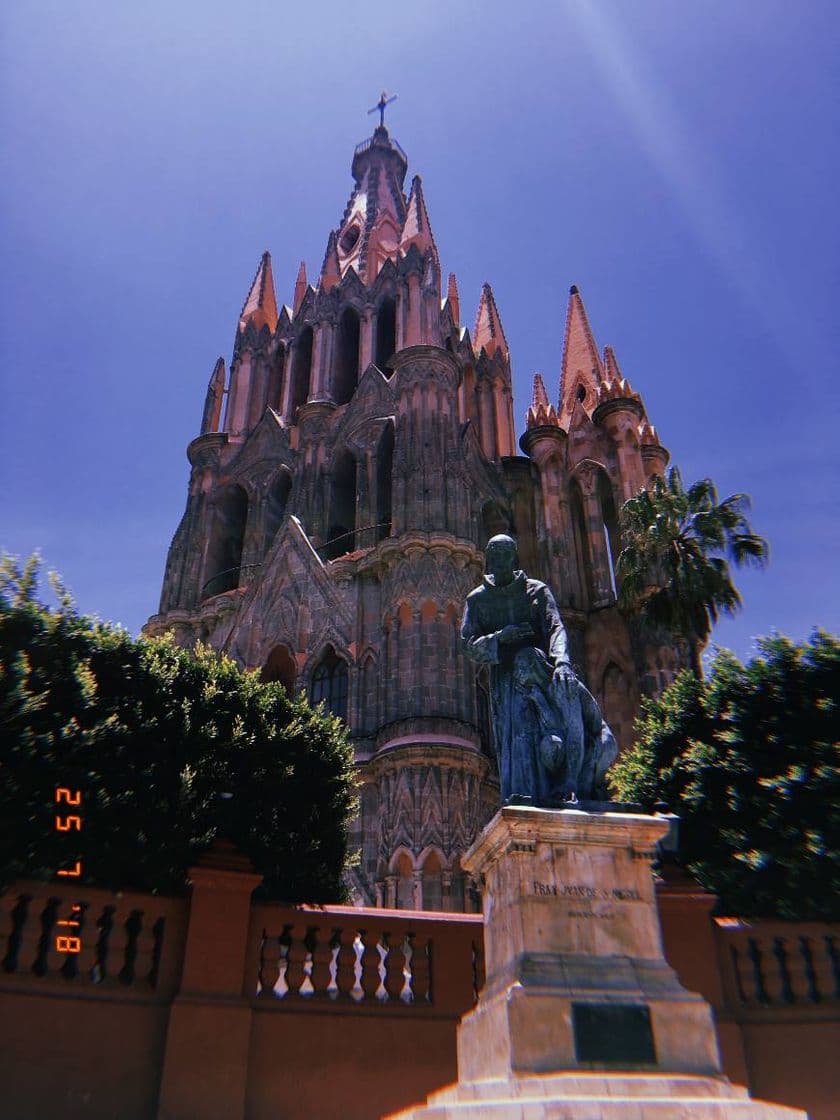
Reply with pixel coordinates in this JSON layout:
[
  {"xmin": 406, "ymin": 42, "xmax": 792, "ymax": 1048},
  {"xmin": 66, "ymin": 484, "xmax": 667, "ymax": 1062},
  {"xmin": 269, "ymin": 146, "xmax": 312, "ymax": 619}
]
[
  {"xmin": 393, "ymin": 851, "xmax": 414, "ymax": 910},
  {"xmin": 290, "ymin": 326, "xmax": 314, "ymax": 415},
  {"xmin": 376, "ymin": 422, "xmax": 394, "ymax": 541},
  {"xmin": 421, "ymin": 851, "xmax": 444, "ymax": 912},
  {"xmin": 576, "ymin": 384, "xmax": 587, "ymax": 403},
  {"xmin": 266, "ymin": 344, "xmax": 285, "ymax": 411},
  {"xmin": 375, "ymin": 298, "xmax": 396, "ymax": 370},
  {"xmin": 263, "ymin": 471, "xmax": 291, "ymax": 556},
  {"xmin": 570, "ymin": 483, "xmax": 592, "ymax": 607},
  {"xmin": 334, "ymin": 306, "xmax": 361, "ymax": 405},
  {"xmin": 261, "ymin": 645, "xmax": 297, "ymax": 698},
  {"xmin": 325, "ymin": 450, "xmax": 357, "ymax": 559},
  {"xmin": 203, "ymin": 484, "xmax": 248, "ymax": 598},
  {"xmin": 339, "ymin": 224, "xmax": 360, "ymax": 253},
  {"xmin": 310, "ymin": 647, "xmax": 349, "ymax": 722},
  {"xmin": 598, "ymin": 472, "xmax": 621, "ymax": 599}
]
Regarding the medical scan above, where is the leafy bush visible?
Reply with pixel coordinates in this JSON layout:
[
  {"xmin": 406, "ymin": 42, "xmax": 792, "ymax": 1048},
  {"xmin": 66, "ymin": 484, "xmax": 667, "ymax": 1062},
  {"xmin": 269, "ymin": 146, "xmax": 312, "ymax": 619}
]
[
  {"xmin": 0, "ymin": 555, "xmax": 358, "ymax": 901},
  {"xmin": 609, "ymin": 632, "xmax": 840, "ymax": 919}
]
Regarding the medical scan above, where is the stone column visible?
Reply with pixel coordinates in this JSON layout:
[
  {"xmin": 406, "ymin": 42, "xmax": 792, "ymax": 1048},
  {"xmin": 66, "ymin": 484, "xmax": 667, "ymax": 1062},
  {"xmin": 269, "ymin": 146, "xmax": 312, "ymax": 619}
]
[{"xmin": 157, "ymin": 841, "xmax": 262, "ymax": 1120}]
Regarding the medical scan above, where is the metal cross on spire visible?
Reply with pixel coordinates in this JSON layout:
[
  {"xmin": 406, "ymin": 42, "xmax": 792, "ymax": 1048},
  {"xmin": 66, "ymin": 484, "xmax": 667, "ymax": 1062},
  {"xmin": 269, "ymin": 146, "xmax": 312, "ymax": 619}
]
[{"xmin": 368, "ymin": 90, "xmax": 397, "ymax": 128}]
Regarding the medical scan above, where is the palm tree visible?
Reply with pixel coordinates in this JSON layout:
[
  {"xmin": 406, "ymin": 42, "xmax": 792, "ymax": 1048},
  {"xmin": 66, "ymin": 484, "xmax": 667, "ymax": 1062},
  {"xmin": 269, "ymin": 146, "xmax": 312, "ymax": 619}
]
[{"xmin": 616, "ymin": 468, "xmax": 769, "ymax": 677}]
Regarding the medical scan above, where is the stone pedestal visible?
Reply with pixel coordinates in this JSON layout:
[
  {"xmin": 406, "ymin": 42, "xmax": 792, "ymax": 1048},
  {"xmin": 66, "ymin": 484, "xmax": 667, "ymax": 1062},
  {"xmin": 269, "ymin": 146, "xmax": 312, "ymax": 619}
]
[{"xmin": 386, "ymin": 806, "xmax": 806, "ymax": 1119}]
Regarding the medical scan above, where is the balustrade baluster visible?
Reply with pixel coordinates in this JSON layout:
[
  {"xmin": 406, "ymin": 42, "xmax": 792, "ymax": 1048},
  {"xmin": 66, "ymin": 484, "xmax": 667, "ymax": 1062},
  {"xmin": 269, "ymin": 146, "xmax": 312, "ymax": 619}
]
[
  {"xmin": 409, "ymin": 932, "xmax": 433, "ymax": 1003},
  {"xmin": 284, "ymin": 925, "xmax": 307, "ymax": 996},
  {"xmin": 772, "ymin": 938, "xmax": 794, "ymax": 1003},
  {"xmin": 798, "ymin": 937, "xmax": 820, "ymax": 1003},
  {"xmin": 384, "ymin": 931, "xmax": 406, "ymax": 1001},
  {"xmin": 359, "ymin": 928, "xmax": 381, "ymax": 1001},
  {"xmin": 334, "ymin": 926, "xmax": 357, "ymax": 999},
  {"xmin": 729, "ymin": 945, "xmax": 748, "ymax": 1004},
  {"xmin": 747, "ymin": 937, "xmax": 769, "ymax": 1004},
  {"xmin": 257, "ymin": 930, "xmax": 281, "ymax": 997},
  {"xmin": 2, "ymin": 893, "xmax": 31, "ymax": 974},
  {"xmin": 308, "ymin": 925, "xmax": 332, "ymax": 997},
  {"xmin": 822, "ymin": 934, "xmax": 839, "ymax": 1000}
]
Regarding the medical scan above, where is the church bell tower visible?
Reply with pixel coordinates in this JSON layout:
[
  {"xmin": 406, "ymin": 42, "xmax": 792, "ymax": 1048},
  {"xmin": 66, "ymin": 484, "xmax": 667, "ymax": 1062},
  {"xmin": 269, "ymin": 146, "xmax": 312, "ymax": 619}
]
[{"xmin": 148, "ymin": 114, "xmax": 677, "ymax": 909}]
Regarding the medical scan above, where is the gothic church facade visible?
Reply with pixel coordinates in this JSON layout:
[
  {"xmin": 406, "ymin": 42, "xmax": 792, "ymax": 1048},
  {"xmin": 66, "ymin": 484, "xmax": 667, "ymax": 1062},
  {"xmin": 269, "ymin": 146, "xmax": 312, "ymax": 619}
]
[{"xmin": 147, "ymin": 123, "xmax": 677, "ymax": 910}]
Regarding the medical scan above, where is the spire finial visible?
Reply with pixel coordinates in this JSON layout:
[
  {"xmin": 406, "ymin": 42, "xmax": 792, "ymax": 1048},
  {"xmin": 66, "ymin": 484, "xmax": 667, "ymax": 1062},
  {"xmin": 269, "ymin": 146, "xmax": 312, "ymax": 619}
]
[{"xmin": 368, "ymin": 90, "xmax": 397, "ymax": 128}]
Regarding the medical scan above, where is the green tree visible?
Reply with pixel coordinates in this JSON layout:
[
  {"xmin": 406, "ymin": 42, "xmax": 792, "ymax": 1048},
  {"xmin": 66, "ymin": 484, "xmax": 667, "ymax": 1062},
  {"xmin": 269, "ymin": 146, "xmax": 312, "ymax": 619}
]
[
  {"xmin": 0, "ymin": 554, "xmax": 358, "ymax": 902},
  {"xmin": 616, "ymin": 468, "xmax": 769, "ymax": 676},
  {"xmin": 609, "ymin": 632, "xmax": 840, "ymax": 920}
]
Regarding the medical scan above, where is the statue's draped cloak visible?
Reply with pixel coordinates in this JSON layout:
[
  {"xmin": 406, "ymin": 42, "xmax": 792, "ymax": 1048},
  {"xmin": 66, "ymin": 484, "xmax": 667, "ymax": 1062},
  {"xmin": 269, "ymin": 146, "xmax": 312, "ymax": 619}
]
[
  {"xmin": 460, "ymin": 572, "xmax": 573, "ymax": 802},
  {"xmin": 461, "ymin": 570, "xmax": 618, "ymax": 803}
]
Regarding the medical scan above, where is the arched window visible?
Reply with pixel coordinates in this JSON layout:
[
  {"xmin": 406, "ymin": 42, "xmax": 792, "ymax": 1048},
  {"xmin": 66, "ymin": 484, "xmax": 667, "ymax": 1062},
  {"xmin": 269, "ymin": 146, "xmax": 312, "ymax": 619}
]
[
  {"xmin": 203, "ymin": 484, "xmax": 248, "ymax": 598},
  {"xmin": 375, "ymin": 298, "xmax": 396, "ymax": 370},
  {"xmin": 263, "ymin": 471, "xmax": 291, "ymax": 556},
  {"xmin": 290, "ymin": 327, "xmax": 313, "ymax": 415},
  {"xmin": 310, "ymin": 647, "xmax": 349, "ymax": 722},
  {"xmin": 376, "ymin": 422, "xmax": 394, "ymax": 541},
  {"xmin": 334, "ymin": 307, "xmax": 360, "ymax": 405},
  {"xmin": 359, "ymin": 654, "xmax": 377, "ymax": 732},
  {"xmin": 324, "ymin": 450, "xmax": 357, "ymax": 559},
  {"xmin": 421, "ymin": 851, "xmax": 443, "ymax": 912},
  {"xmin": 261, "ymin": 645, "xmax": 297, "ymax": 698},
  {"xmin": 393, "ymin": 851, "xmax": 414, "ymax": 910},
  {"xmin": 570, "ymin": 482, "xmax": 592, "ymax": 608},
  {"xmin": 266, "ymin": 344, "xmax": 285, "ymax": 411},
  {"xmin": 598, "ymin": 472, "xmax": 621, "ymax": 598}
]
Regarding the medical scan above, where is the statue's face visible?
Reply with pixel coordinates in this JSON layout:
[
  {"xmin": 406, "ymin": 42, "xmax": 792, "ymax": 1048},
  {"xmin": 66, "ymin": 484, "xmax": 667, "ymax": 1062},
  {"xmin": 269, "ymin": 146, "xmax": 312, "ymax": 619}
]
[{"xmin": 485, "ymin": 537, "xmax": 517, "ymax": 585}]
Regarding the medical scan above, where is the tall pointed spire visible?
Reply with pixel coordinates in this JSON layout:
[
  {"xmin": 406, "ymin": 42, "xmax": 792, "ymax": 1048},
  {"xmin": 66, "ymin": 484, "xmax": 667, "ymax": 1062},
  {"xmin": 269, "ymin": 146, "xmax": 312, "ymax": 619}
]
[
  {"xmin": 239, "ymin": 251, "xmax": 278, "ymax": 333},
  {"xmin": 293, "ymin": 260, "xmax": 308, "ymax": 314},
  {"xmin": 473, "ymin": 283, "xmax": 509, "ymax": 360},
  {"xmin": 559, "ymin": 284, "xmax": 603, "ymax": 415},
  {"xmin": 446, "ymin": 273, "xmax": 461, "ymax": 326},
  {"xmin": 400, "ymin": 175, "xmax": 438, "ymax": 261},
  {"xmin": 320, "ymin": 231, "xmax": 341, "ymax": 292}
]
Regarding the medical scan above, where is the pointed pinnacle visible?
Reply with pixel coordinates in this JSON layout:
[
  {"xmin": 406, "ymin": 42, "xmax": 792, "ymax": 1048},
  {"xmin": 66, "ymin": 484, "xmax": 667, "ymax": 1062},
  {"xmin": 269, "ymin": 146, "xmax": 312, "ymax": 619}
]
[
  {"xmin": 400, "ymin": 174, "xmax": 438, "ymax": 260},
  {"xmin": 239, "ymin": 250, "xmax": 278, "ymax": 333},
  {"xmin": 320, "ymin": 231, "xmax": 341, "ymax": 292},
  {"xmin": 604, "ymin": 345, "xmax": 623, "ymax": 383},
  {"xmin": 293, "ymin": 260, "xmax": 308, "ymax": 314},
  {"xmin": 446, "ymin": 273, "xmax": 461, "ymax": 325},
  {"xmin": 474, "ymin": 282, "xmax": 509, "ymax": 360},
  {"xmin": 531, "ymin": 373, "xmax": 550, "ymax": 411}
]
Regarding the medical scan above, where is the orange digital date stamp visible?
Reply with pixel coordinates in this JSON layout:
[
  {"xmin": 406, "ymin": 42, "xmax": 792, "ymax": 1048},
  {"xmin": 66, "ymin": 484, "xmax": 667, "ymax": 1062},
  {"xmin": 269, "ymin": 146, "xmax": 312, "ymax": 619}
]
[{"xmin": 55, "ymin": 786, "xmax": 83, "ymax": 953}]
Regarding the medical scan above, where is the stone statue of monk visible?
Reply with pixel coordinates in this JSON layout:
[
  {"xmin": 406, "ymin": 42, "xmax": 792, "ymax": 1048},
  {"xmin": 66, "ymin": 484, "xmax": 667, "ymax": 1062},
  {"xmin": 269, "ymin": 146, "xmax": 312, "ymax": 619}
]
[{"xmin": 460, "ymin": 534, "xmax": 618, "ymax": 806}]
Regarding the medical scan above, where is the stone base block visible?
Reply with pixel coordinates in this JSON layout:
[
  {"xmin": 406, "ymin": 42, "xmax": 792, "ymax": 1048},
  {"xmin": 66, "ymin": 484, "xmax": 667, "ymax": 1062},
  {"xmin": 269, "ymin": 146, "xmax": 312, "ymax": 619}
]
[
  {"xmin": 457, "ymin": 978, "xmax": 721, "ymax": 1081},
  {"xmin": 387, "ymin": 1072, "xmax": 807, "ymax": 1119}
]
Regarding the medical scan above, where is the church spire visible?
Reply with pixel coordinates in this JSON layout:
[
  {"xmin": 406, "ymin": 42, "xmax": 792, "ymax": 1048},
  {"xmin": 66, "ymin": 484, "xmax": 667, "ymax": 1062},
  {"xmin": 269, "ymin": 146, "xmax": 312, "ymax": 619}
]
[
  {"xmin": 293, "ymin": 260, "xmax": 308, "ymax": 314},
  {"xmin": 400, "ymin": 175, "xmax": 438, "ymax": 262},
  {"xmin": 238, "ymin": 251, "xmax": 278, "ymax": 333},
  {"xmin": 473, "ymin": 282, "xmax": 509, "ymax": 360},
  {"xmin": 559, "ymin": 284, "xmax": 603, "ymax": 417}
]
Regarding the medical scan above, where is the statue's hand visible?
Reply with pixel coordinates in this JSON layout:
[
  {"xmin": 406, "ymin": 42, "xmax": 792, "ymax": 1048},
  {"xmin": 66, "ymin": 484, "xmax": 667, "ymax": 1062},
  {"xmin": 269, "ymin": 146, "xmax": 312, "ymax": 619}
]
[
  {"xmin": 499, "ymin": 623, "xmax": 534, "ymax": 645},
  {"xmin": 552, "ymin": 662, "xmax": 577, "ymax": 688}
]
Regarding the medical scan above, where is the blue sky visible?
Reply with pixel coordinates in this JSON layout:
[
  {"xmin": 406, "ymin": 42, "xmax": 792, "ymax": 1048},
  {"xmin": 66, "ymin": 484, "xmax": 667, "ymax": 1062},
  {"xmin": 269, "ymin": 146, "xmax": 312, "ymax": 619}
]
[{"xmin": 2, "ymin": 1, "xmax": 838, "ymax": 662}]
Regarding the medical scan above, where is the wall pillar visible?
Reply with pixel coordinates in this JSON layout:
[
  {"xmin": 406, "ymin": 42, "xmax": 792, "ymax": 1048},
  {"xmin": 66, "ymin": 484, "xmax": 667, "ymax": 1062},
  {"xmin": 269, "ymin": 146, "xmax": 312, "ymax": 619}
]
[{"xmin": 157, "ymin": 841, "xmax": 262, "ymax": 1120}]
